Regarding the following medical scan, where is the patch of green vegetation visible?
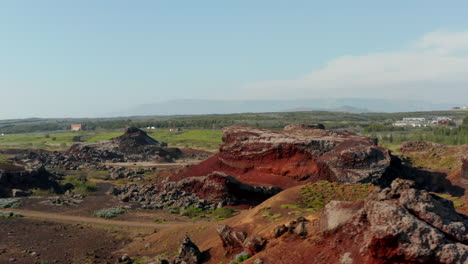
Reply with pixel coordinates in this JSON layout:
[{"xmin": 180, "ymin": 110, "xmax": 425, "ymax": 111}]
[
  {"xmin": 272, "ymin": 213, "xmax": 282, "ymax": 218},
  {"xmin": 300, "ymin": 181, "xmax": 375, "ymax": 211},
  {"xmin": 181, "ymin": 205, "xmax": 204, "ymax": 218},
  {"xmin": 0, "ymin": 154, "xmax": 13, "ymax": 165},
  {"xmin": 280, "ymin": 204, "xmax": 300, "ymax": 209},
  {"xmin": 262, "ymin": 211, "xmax": 273, "ymax": 217},
  {"xmin": 86, "ymin": 170, "xmax": 109, "ymax": 180},
  {"xmin": 230, "ymin": 252, "xmax": 250, "ymax": 264},
  {"xmin": 0, "ymin": 211, "xmax": 23, "ymax": 218},
  {"xmin": 0, "ymin": 198, "xmax": 21, "ymax": 209},
  {"xmin": 434, "ymin": 193, "xmax": 463, "ymax": 208},
  {"xmin": 31, "ymin": 188, "xmax": 55, "ymax": 197},
  {"xmin": 453, "ymin": 200, "xmax": 463, "ymax": 208},
  {"xmin": 288, "ymin": 210, "xmax": 302, "ymax": 215},
  {"xmin": 133, "ymin": 256, "xmax": 150, "ymax": 263},
  {"xmin": 169, "ymin": 206, "xmax": 181, "ymax": 214},
  {"xmin": 94, "ymin": 207, "xmax": 125, "ymax": 218},
  {"xmin": 197, "ymin": 226, "xmax": 208, "ymax": 231},
  {"xmin": 211, "ymin": 207, "xmax": 236, "ymax": 220},
  {"xmin": 179, "ymin": 206, "xmax": 237, "ymax": 221},
  {"xmin": 60, "ymin": 175, "xmax": 98, "ymax": 196}
]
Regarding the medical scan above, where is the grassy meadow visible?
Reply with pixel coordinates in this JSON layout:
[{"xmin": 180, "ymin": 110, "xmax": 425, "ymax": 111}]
[{"xmin": 0, "ymin": 129, "xmax": 223, "ymax": 152}]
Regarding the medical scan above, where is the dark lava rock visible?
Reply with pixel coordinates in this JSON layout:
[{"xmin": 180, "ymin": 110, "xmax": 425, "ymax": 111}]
[
  {"xmin": 317, "ymin": 178, "xmax": 468, "ymax": 264},
  {"xmin": 0, "ymin": 159, "xmax": 59, "ymax": 198},
  {"xmin": 117, "ymin": 171, "xmax": 281, "ymax": 209},
  {"xmin": 162, "ymin": 171, "xmax": 281, "ymax": 206}
]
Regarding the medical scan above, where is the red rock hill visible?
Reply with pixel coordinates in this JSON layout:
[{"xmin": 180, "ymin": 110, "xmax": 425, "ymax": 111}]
[{"xmin": 172, "ymin": 124, "xmax": 395, "ymax": 189}]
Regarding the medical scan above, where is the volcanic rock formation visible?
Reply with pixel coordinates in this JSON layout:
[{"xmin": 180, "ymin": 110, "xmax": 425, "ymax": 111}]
[
  {"xmin": 66, "ymin": 127, "xmax": 182, "ymax": 163},
  {"xmin": 173, "ymin": 124, "xmax": 396, "ymax": 189},
  {"xmin": 0, "ymin": 158, "xmax": 58, "ymax": 197},
  {"xmin": 315, "ymin": 179, "xmax": 468, "ymax": 264},
  {"xmin": 118, "ymin": 171, "xmax": 281, "ymax": 209}
]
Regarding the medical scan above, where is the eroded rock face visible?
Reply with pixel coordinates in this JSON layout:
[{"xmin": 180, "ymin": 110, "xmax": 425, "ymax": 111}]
[
  {"xmin": 317, "ymin": 179, "xmax": 468, "ymax": 264},
  {"xmin": 174, "ymin": 125, "xmax": 396, "ymax": 189},
  {"xmin": 0, "ymin": 159, "xmax": 58, "ymax": 197}
]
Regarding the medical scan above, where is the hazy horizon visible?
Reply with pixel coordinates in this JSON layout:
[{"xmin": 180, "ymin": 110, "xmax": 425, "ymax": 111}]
[{"xmin": 1, "ymin": 1, "xmax": 468, "ymax": 119}]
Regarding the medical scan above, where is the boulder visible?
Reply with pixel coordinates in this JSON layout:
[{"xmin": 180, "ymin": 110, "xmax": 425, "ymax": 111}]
[
  {"xmin": 11, "ymin": 189, "xmax": 31, "ymax": 197},
  {"xmin": 216, "ymin": 225, "xmax": 248, "ymax": 256},
  {"xmin": 173, "ymin": 235, "xmax": 202, "ymax": 264},
  {"xmin": 314, "ymin": 179, "xmax": 468, "ymax": 264},
  {"xmin": 150, "ymin": 236, "xmax": 202, "ymax": 264},
  {"xmin": 243, "ymin": 236, "xmax": 267, "ymax": 256},
  {"xmin": 273, "ymin": 224, "xmax": 287, "ymax": 238}
]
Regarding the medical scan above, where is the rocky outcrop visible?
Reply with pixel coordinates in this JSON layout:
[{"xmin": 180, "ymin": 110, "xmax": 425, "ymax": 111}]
[
  {"xmin": 118, "ymin": 183, "xmax": 217, "ymax": 211},
  {"xmin": 0, "ymin": 159, "xmax": 58, "ymax": 197},
  {"xmin": 173, "ymin": 125, "xmax": 396, "ymax": 189},
  {"xmin": 152, "ymin": 236, "xmax": 202, "ymax": 264},
  {"xmin": 273, "ymin": 216, "xmax": 310, "ymax": 238},
  {"xmin": 66, "ymin": 127, "xmax": 182, "ymax": 163},
  {"xmin": 19, "ymin": 128, "xmax": 185, "ymax": 171},
  {"xmin": 118, "ymin": 171, "xmax": 281, "ymax": 209},
  {"xmin": 315, "ymin": 179, "xmax": 468, "ymax": 264},
  {"xmin": 162, "ymin": 172, "xmax": 281, "ymax": 206},
  {"xmin": 216, "ymin": 225, "xmax": 266, "ymax": 256},
  {"xmin": 400, "ymin": 141, "xmax": 448, "ymax": 153}
]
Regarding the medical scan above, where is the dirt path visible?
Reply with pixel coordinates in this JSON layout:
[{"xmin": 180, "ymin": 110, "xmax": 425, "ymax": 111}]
[{"xmin": 9, "ymin": 209, "xmax": 181, "ymax": 228}]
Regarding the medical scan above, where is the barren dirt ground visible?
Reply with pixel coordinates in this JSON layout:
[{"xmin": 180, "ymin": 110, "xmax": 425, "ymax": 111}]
[
  {"xmin": 0, "ymin": 180, "xmax": 205, "ymax": 264},
  {"xmin": 0, "ymin": 217, "xmax": 128, "ymax": 264}
]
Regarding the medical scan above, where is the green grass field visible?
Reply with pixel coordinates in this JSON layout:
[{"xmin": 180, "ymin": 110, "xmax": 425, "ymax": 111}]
[{"xmin": 0, "ymin": 129, "xmax": 223, "ymax": 152}]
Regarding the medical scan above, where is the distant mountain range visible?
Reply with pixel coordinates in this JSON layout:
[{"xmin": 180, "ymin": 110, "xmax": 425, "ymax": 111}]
[{"xmin": 111, "ymin": 98, "xmax": 458, "ymax": 117}]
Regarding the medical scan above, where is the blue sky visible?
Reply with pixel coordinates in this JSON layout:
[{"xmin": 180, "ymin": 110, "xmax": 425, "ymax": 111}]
[{"xmin": 1, "ymin": 1, "xmax": 468, "ymax": 118}]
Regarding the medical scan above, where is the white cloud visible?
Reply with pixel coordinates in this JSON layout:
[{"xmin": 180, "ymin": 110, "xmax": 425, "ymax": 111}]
[{"xmin": 242, "ymin": 31, "xmax": 468, "ymax": 102}]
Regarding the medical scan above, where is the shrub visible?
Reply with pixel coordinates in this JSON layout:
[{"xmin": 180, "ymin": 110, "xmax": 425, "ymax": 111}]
[
  {"xmin": 229, "ymin": 252, "xmax": 250, "ymax": 264},
  {"xmin": 0, "ymin": 198, "xmax": 21, "ymax": 209},
  {"xmin": 210, "ymin": 207, "xmax": 236, "ymax": 220},
  {"xmin": 0, "ymin": 211, "xmax": 23, "ymax": 218},
  {"xmin": 182, "ymin": 205, "xmax": 205, "ymax": 218},
  {"xmin": 60, "ymin": 175, "xmax": 97, "ymax": 196},
  {"xmin": 94, "ymin": 208, "xmax": 125, "ymax": 218}
]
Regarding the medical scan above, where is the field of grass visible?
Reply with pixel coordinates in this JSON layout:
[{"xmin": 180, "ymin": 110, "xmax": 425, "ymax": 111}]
[{"xmin": 0, "ymin": 129, "xmax": 222, "ymax": 152}]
